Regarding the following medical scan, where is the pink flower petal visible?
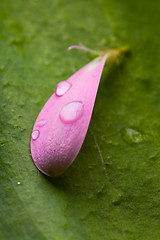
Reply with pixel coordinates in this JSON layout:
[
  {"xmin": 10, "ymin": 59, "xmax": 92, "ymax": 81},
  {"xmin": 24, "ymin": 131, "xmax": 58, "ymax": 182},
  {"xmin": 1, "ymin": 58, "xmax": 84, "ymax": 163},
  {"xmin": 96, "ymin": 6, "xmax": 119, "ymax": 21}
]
[{"xmin": 31, "ymin": 47, "xmax": 110, "ymax": 176}]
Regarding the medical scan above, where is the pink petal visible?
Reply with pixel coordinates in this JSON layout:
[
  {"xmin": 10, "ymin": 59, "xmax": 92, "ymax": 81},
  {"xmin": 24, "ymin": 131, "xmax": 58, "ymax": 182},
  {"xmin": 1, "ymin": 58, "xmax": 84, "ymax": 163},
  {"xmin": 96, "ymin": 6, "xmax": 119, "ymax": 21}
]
[{"xmin": 31, "ymin": 49, "xmax": 110, "ymax": 176}]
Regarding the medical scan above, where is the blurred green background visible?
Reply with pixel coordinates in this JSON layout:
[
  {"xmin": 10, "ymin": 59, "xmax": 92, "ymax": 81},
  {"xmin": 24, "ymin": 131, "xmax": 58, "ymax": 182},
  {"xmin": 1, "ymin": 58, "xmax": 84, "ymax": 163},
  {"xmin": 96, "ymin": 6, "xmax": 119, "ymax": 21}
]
[{"xmin": 0, "ymin": 0, "xmax": 160, "ymax": 239}]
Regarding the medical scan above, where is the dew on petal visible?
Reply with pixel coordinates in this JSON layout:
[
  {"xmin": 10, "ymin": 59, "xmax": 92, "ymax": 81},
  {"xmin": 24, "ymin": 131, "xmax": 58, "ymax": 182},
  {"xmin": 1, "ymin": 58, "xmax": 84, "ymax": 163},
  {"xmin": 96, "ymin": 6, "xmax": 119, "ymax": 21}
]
[
  {"xmin": 55, "ymin": 81, "xmax": 72, "ymax": 97},
  {"xmin": 32, "ymin": 130, "xmax": 40, "ymax": 140},
  {"xmin": 36, "ymin": 119, "xmax": 46, "ymax": 127},
  {"xmin": 60, "ymin": 101, "xmax": 84, "ymax": 124}
]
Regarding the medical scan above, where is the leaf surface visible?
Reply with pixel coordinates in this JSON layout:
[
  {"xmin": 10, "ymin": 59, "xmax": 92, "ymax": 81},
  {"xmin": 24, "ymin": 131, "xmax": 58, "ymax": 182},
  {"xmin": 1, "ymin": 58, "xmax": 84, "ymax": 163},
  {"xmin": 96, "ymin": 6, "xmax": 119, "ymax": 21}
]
[{"xmin": 1, "ymin": 0, "xmax": 160, "ymax": 239}]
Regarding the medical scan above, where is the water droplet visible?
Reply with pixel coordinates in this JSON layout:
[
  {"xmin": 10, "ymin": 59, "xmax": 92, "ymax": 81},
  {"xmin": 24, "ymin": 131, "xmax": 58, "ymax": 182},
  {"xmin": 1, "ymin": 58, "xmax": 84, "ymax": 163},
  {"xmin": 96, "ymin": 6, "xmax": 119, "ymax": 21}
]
[
  {"xmin": 32, "ymin": 130, "xmax": 40, "ymax": 140},
  {"xmin": 36, "ymin": 119, "xmax": 46, "ymax": 127},
  {"xmin": 55, "ymin": 81, "xmax": 72, "ymax": 97},
  {"xmin": 60, "ymin": 101, "xmax": 84, "ymax": 123},
  {"xmin": 17, "ymin": 181, "xmax": 21, "ymax": 185},
  {"xmin": 122, "ymin": 128, "xmax": 144, "ymax": 144}
]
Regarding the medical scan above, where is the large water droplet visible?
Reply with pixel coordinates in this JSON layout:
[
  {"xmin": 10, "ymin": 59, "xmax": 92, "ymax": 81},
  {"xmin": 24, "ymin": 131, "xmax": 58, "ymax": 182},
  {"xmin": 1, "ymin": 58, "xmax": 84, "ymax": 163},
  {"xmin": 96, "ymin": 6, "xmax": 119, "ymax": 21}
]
[
  {"xmin": 32, "ymin": 130, "xmax": 40, "ymax": 140},
  {"xmin": 36, "ymin": 119, "xmax": 46, "ymax": 127},
  {"xmin": 60, "ymin": 101, "xmax": 84, "ymax": 123},
  {"xmin": 55, "ymin": 81, "xmax": 72, "ymax": 97}
]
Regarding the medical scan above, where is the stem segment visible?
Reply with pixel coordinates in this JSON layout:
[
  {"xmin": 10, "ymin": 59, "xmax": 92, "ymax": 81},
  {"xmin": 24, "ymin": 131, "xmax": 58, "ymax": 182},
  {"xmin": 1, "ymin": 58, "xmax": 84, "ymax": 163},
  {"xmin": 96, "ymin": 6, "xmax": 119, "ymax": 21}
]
[{"xmin": 68, "ymin": 44, "xmax": 130, "ymax": 64}]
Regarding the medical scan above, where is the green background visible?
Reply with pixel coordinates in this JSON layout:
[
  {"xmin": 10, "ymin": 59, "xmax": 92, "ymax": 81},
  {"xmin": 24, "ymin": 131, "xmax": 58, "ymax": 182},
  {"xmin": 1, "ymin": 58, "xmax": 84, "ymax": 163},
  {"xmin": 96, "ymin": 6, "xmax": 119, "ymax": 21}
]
[{"xmin": 0, "ymin": 0, "xmax": 160, "ymax": 239}]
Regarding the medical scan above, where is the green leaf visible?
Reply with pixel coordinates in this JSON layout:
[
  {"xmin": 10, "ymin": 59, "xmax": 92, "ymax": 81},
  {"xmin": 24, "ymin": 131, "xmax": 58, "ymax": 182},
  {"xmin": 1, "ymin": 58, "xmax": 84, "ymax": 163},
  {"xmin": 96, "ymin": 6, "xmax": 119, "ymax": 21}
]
[{"xmin": 1, "ymin": 0, "xmax": 160, "ymax": 239}]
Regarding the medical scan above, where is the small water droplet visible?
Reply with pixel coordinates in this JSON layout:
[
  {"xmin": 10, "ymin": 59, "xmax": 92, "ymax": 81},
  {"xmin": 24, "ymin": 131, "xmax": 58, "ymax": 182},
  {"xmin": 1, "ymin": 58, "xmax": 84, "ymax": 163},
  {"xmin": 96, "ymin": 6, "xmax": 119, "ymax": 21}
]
[
  {"xmin": 122, "ymin": 128, "xmax": 144, "ymax": 144},
  {"xmin": 36, "ymin": 119, "xmax": 46, "ymax": 127},
  {"xmin": 55, "ymin": 81, "xmax": 72, "ymax": 96},
  {"xmin": 60, "ymin": 101, "xmax": 84, "ymax": 123},
  {"xmin": 17, "ymin": 181, "xmax": 21, "ymax": 185},
  {"xmin": 32, "ymin": 130, "xmax": 40, "ymax": 140}
]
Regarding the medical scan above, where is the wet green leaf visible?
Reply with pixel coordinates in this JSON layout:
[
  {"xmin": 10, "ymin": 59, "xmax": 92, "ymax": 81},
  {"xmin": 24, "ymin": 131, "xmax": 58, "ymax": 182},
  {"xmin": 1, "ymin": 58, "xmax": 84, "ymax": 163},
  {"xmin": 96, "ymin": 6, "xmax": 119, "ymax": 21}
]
[{"xmin": 1, "ymin": 0, "xmax": 160, "ymax": 239}]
